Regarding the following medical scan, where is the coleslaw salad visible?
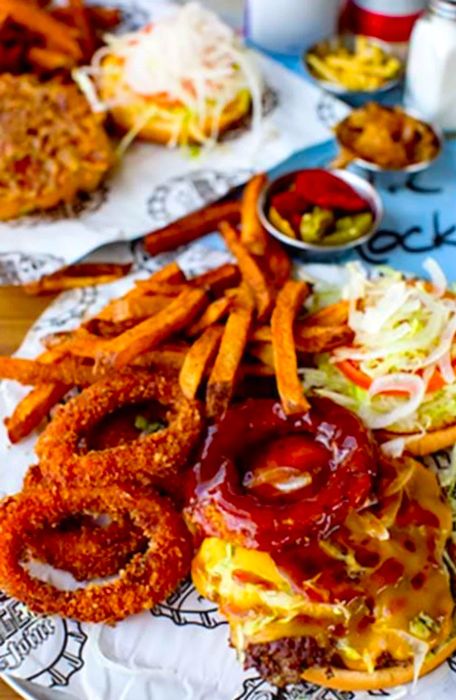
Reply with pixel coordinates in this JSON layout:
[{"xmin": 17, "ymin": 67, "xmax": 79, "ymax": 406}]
[
  {"xmin": 302, "ymin": 260, "xmax": 456, "ymax": 450},
  {"xmin": 74, "ymin": 2, "xmax": 263, "ymax": 150}
]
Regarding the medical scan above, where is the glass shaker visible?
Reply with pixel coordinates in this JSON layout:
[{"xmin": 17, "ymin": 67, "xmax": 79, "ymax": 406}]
[{"xmin": 405, "ymin": 0, "xmax": 456, "ymax": 132}]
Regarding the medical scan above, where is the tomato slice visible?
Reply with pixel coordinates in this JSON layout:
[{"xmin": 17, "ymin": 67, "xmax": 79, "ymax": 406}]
[
  {"xmin": 336, "ymin": 360, "xmax": 372, "ymax": 391},
  {"xmin": 336, "ymin": 360, "xmax": 446, "ymax": 396}
]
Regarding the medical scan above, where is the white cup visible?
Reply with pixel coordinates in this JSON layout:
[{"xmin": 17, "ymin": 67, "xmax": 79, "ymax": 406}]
[{"xmin": 245, "ymin": 0, "xmax": 342, "ymax": 54}]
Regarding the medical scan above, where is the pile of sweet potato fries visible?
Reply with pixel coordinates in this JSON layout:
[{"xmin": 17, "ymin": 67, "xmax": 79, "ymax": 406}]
[
  {"xmin": 3, "ymin": 175, "xmax": 352, "ymax": 440},
  {"xmin": 0, "ymin": 0, "xmax": 121, "ymax": 74}
]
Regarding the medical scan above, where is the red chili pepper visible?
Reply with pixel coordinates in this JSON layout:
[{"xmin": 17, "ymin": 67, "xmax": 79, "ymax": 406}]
[
  {"xmin": 271, "ymin": 190, "xmax": 309, "ymax": 219},
  {"xmin": 294, "ymin": 169, "xmax": 369, "ymax": 213}
]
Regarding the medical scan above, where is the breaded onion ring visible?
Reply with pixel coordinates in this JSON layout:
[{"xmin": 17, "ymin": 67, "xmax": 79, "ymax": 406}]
[
  {"xmin": 23, "ymin": 464, "xmax": 45, "ymax": 491},
  {"xmin": 186, "ymin": 397, "xmax": 377, "ymax": 549},
  {"xmin": 26, "ymin": 515, "xmax": 146, "ymax": 582},
  {"xmin": 36, "ymin": 370, "xmax": 203, "ymax": 489},
  {"xmin": 0, "ymin": 486, "xmax": 192, "ymax": 623}
]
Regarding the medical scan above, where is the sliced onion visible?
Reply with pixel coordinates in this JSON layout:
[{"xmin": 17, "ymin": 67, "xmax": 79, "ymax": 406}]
[
  {"xmin": 345, "ymin": 262, "xmax": 367, "ymax": 303},
  {"xmin": 243, "ymin": 466, "xmax": 312, "ymax": 493},
  {"xmin": 380, "ymin": 437, "xmax": 406, "ymax": 458},
  {"xmin": 361, "ymin": 374, "xmax": 426, "ymax": 430},
  {"xmin": 438, "ymin": 350, "xmax": 455, "ymax": 385},
  {"xmin": 423, "ymin": 257, "xmax": 447, "ymax": 297},
  {"xmin": 421, "ymin": 313, "xmax": 456, "ymax": 368},
  {"xmin": 77, "ymin": 2, "xmax": 263, "ymax": 149},
  {"xmin": 356, "ymin": 281, "xmax": 410, "ymax": 335},
  {"xmin": 393, "ymin": 630, "xmax": 429, "ymax": 690}
]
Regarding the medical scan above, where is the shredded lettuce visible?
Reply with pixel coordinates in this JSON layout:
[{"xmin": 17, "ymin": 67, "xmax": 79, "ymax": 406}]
[
  {"xmin": 303, "ymin": 355, "xmax": 456, "ymax": 432},
  {"xmin": 74, "ymin": 3, "xmax": 263, "ymax": 152},
  {"xmin": 302, "ymin": 260, "xmax": 456, "ymax": 433},
  {"xmin": 409, "ymin": 613, "xmax": 440, "ymax": 640}
]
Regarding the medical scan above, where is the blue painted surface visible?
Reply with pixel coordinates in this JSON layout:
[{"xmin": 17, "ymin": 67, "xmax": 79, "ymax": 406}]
[
  {"xmin": 268, "ymin": 140, "xmax": 456, "ymax": 276},
  {"xmin": 207, "ymin": 45, "xmax": 456, "ymax": 278},
  {"xmin": 206, "ymin": 135, "xmax": 456, "ymax": 277}
]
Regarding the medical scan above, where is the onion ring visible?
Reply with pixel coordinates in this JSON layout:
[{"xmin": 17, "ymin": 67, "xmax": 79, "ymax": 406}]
[
  {"xmin": 185, "ymin": 397, "xmax": 377, "ymax": 549},
  {"xmin": 23, "ymin": 464, "xmax": 44, "ymax": 490},
  {"xmin": 26, "ymin": 514, "xmax": 147, "ymax": 582},
  {"xmin": 36, "ymin": 370, "xmax": 203, "ymax": 489},
  {"xmin": 0, "ymin": 485, "xmax": 193, "ymax": 623}
]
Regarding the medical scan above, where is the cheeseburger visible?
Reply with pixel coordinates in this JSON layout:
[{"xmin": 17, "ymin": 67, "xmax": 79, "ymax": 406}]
[
  {"xmin": 302, "ymin": 260, "xmax": 456, "ymax": 458},
  {"xmin": 185, "ymin": 398, "xmax": 456, "ymax": 691},
  {"xmin": 76, "ymin": 2, "xmax": 262, "ymax": 148}
]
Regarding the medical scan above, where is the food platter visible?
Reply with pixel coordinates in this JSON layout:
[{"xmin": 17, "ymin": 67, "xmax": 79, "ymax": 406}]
[
  {"xmin": 1, "ymin": 1, "xmax": 456, "ymax": 699},
  {"xmin": 0, "ymin": 0, "xmax": 348, "ymax": 285},
  {"xmin": 0, "ymin": 242, "xmax": 455, "ymax": 700}
]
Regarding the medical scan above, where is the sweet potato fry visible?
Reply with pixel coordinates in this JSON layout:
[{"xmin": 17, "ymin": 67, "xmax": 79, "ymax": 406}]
[
  {"xmin": 134, "ymin": 347, "xmax": 187, "ymax": 371},
  {"xmin": 129, "ymin": 282, "xmax": 189, "ymax": 297},
  {"xmin": 241, "ymin": 363, "xmax": 275, "ymax": 378},
  {"xmin": 83, "ymin": 263, "xmax": 185, "ymax": 332},
  {"xmin": 248, "ymin": 341, "xmax": 275, "ymax": 368},
  {"xmin": 106, "ymin": 295, "xmax": 171, "ymax": 323},
  {"xmin": 179, "ymin": 325, "xmax": 223, "ymax": 399},
  {"xmin": 206, "ymin": 286, "xmax": 254, "ymax": 418},
  {"xmin": 40, "ymin": 331, "xmax": 74, "ymax": 350},
  {"xmin": 294, "ymin": 323, "xmax": 354, "ymax": 353},
  {"xmin": 27, "ymin": 46, "xmax": 75, "ymax": 71},
  {"xmin": 0, "ymin": 345, "xmax": 188, "ymax": 392},
  {"xmin": 49, "ymin": 330, "xmax": 105, "ymax": 360},
  {"xmin": 86, "ymin": 5, "xmax": 122, "ymax": 30},
  {"xmin": 219, "ymin": 220, "xmax": 273, "ymax": 322},
  {"xmin": 138, "ymin": 261, "xmax": 186, "ymax": 285},
  {"xmin": 301, "ymin": 301, "xmax": 349, "ymax": 327},
  {"xmin": 0, "ymin": 356, "xmax": 99, "ymax": 387},
  {"xmin": 56, "ymin": 342, "xmax": 189, "ymax": 371},
  {"xmin": 80, "ymin": 295, "xmax": 173, "ymax": 339},
  {"xmin": 251, "ymin": 320, "xmax": 353, "ymax": 353},
  {"xmin": 4, "ymin": 349, "xmax": 70, "ymax": 443},
  {"xmin": 97, "ymin": 288, "xmax": 208, "ymax": 368},
  {"xmin": 127, "ymin": 262, "xmax": 186, "ymax": 299},
  {"xmin": 144, "ymin": 200, "xmax": 241, "ymax": 256},
  {"xmin": 5, "ymin": 384, "xmax": 67, "ymax": 444},
  {"xmin": 186, "ymin": 297, "xmax": 232, "ymax": 337},
  {"xmin": 23, "ymin": 263, "xmax": 132, "ymax": 295},
  {"xmin": 271, "ymin": 280, "xmax": 310, "ymax": 414},
  {"xmin": 2, "ymin": 0, "xmax": 82, "ymax": 59},
  {"xmin": 69, "ymin": 0, "xmax": 95, "ymax": 60},
  {"xmin": 240, "ymin": 173, "xmax": 268, "ymax": 255},
  {"xmin": 263, "ymin": 235, "xmax": 292, "ymax": 289},
  {"xmin": 190, "ymin": 263, "xmax": 240, "ymax": 296}
]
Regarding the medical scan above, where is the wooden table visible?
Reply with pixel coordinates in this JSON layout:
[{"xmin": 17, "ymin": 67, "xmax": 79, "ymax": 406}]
[
  {"xmin": 0, "ymin": 682, "xmax": 20, "ymax": 700},
  {"xmin": 0, "ymin": 285, "xmax": 55, "ymax": 700}
]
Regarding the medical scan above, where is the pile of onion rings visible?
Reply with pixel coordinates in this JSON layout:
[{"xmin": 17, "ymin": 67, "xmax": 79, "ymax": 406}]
[
  {"xmin": 0, "ymin": 486, "xmax": 192, "ymax": 623},
  {"xmin": 36, "ymin": 369, "xmax": 203, "ymax": 490},
  {"xmin": 26, "ymin": 514, "xmax": 147, "ymax": 582},
  {"xmin": 0, "ymin": 367, "xmax": 203, "ymax": 621}
]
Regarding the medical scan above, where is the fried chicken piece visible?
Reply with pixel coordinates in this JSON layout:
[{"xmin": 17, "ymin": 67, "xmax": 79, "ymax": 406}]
[{"xmin": 0, "ymin": 74, "xmax": 113, "ymax": 220}]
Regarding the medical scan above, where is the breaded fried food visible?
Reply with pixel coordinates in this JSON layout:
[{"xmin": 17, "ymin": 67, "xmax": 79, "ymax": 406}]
[{"xmin": 0, "ymin": 75, "xmax": 113, "ymax": 221}]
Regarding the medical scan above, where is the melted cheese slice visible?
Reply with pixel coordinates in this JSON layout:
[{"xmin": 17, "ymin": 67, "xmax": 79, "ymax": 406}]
[{"xmin": 192, "ymin": 459, "xmax": 454, "ymax": 672}]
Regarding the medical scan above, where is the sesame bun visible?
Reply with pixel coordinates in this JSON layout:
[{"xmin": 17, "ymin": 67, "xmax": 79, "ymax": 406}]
[
  {"xmin": 379, "ymin": 423, "xmax": 456, "ymax": 456},
  {"xmin": 99, "ymin": 55, "xmax": 251, "ymax": 146},
  {"xmin": 301, "ymin": 635, "xmax": 456, "ymax": 691}
]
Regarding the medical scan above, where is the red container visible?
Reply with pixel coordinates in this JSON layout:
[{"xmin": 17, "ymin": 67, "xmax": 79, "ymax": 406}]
[{"xmin": 343, "ymin": 0, "xmax": 426, "ymax": 42}]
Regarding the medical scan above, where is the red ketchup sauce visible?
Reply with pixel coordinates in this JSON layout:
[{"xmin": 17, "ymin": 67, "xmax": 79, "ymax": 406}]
[{"xmin": 185, "ymin": 397, "xmax": 378, "ymax": 551}]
